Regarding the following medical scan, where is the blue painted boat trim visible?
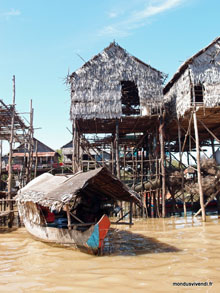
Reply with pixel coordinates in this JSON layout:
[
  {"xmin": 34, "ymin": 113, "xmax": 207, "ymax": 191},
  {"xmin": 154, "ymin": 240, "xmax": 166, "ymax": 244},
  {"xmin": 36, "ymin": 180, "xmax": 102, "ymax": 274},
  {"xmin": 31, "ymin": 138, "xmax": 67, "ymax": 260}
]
[{"xmin": 86, "ymin": 224, "xmax": 99, "ymax": 248}]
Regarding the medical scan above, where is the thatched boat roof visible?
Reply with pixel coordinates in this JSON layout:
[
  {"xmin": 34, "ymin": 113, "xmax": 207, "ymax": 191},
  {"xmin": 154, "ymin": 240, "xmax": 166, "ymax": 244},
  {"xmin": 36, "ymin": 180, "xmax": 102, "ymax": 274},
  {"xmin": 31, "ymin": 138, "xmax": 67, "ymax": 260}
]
[{"xmin": 16, "ymin": 167, "xmax": 141, "ymax": 210}]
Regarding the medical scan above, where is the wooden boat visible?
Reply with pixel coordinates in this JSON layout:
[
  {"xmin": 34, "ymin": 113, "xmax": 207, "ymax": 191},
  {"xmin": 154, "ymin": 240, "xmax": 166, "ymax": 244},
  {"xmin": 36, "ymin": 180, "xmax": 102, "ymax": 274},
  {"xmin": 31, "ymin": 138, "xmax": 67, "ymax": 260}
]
[{"xmin": 16, "ymin": 167, "xmax": 140, "ymax": 255}]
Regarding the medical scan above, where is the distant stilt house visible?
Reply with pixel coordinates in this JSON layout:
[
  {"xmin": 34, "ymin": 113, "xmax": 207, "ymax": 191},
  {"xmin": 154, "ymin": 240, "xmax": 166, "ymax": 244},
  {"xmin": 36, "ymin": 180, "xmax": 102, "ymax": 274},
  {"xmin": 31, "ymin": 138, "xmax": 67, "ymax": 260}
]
[
  {"xmin": 61, "ymin": 141, "xmax": 111, "ymax": 170},
  {"xmin": 10, "ymin": 138, "xmax": 60, "ymax": 172},
  {"xmin": 67, "ymin": 42, "xmax": 166, "ymax": 187}
]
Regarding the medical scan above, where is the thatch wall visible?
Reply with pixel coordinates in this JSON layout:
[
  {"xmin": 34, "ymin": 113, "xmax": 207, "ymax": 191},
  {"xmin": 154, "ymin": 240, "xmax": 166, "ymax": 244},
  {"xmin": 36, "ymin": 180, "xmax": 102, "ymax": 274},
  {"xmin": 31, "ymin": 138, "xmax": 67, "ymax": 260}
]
[
  {"xmin": 69, "ymin": 42, "xmax": 165, "ymax": 120},
  {"xmin": 164, "ymin": 37, "xmax": 220, "ymax": 117}
]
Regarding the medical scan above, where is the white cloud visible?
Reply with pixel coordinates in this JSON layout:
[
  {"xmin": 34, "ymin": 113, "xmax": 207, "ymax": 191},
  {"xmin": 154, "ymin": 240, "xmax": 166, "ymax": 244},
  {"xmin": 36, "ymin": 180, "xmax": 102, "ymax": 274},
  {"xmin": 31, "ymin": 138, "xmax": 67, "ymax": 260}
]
[
  {"xmin": 108, "ymin": 11, "xmax": 118, "ymax": 19},
  {"xmin": 0, "ymin": 9, "xmax": 21, "ymax": 19},
  {"xmin": 132, "ymin": 0, "xmax": 182, "ymax": 21},
  {"xmin": 99, "ymin": 0, "xmax": 186, "ymax": 37},
  {"xmin": 99, "ymin": 25, "xmax": 130, "ymax": 38}
]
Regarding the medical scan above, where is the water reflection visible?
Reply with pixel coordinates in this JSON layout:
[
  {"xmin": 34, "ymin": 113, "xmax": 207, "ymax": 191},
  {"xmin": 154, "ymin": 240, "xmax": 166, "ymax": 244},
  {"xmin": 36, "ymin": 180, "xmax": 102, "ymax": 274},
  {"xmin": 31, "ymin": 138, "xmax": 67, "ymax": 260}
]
[{"xmin": 104, "ymin": 228, "xmax": 180, "ymax": 256}]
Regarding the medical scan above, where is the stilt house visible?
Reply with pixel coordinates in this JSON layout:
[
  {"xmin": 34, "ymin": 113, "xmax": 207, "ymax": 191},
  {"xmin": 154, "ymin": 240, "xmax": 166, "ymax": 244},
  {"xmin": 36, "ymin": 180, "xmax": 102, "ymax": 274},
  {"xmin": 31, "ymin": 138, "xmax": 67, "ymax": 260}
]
[
  {"xmin": 61, "ymin": 141, "xmax": 111, "ymax": 170},
  {"xmin": 164, "ymin": 36, "xmax": 220, "ymax": 148},
  {"xmin": 68, "ymin": 42, "xmax": 166, "ymax": 184},
  {"xmin": 11, "ymin": 138, "xmax": 60, "ymax": 171},
  {"xmin": 164, "ymin": 36, "xmax": 220, "ymax": 117}
]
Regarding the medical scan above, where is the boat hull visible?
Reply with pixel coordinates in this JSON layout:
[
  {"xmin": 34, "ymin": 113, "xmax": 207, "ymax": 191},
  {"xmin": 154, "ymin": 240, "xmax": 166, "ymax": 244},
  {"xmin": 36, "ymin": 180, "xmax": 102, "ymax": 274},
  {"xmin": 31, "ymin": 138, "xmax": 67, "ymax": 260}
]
[{"xmin": 21, "ymin": 212, "xmax": 110, "ymax": 255}]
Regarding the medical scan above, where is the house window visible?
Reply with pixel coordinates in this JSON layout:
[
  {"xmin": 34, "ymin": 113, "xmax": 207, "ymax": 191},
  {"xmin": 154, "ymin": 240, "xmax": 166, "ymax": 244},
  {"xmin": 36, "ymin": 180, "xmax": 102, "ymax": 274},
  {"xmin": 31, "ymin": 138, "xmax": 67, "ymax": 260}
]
[
  {"xmin": 121, "ymin": 81, "xmax": 140, "ymax": 116},
  {"xmin": 194, "ymin": 84, "xmax": 204, "ymax": 103}
]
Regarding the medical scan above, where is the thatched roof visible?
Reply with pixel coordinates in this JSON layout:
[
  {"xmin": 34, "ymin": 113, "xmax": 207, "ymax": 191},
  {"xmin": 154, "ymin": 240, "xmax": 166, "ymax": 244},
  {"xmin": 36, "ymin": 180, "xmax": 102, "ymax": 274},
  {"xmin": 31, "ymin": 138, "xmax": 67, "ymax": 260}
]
[
  {"xmin": 164, "ymin": 36, "xmax": 220, "ymax": 94},
  {"xmin": 164, "ymin": 36, "xmax": 220, "ymax": 118},
  {"xmin": 16, "ymin": 167, "xmax": 141, "ymax": 210},
  {"xmin": 68, "ymin": 42, "xmax": 166, "ymax": 120}
]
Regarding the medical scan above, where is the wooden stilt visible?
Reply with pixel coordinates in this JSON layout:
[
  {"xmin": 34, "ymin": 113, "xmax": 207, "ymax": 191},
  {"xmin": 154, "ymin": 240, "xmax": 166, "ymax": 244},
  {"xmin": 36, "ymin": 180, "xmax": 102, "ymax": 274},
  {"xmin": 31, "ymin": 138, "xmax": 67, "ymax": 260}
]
[
  {"xmin": 29, "ymin": 100, "xmax": 34, "ymax": 182},
  {"xmin": 129, "ymin": 200, "xmax": 133, "ymax": 226},
  {"xmin": 111, "ymin": 138, "xmax": 115, "ymax": 174},
  {"xmin": 177, "ymin": 119, "xmax": 187, "ymax": 217},
  {"xmin": 115, "ymin": 120, "xmax": 120, "ymax": 179},
  {"xmin": 65, "ymin": 204, "xmax": 72, "ymax": 230},
  {"xmin": 211, "ymin": 138, "xmax": 215, "ymax": 158},
  {"xmin": 72, "ymin": 119, "xmax": 77, "ymax": 173},
  {"xmin": 34, "ymin": 140, "xmax": 38, "ymax": 178},
  {"xmin": 159, "ymin": 114, "xmax": 166, "ymax": 218},
  {"xmin": 193, "ymin": 111, "xmax": 206, "ymax": 222},
  {"xmin": 123, "ymin": 145, "xmax": 126, "ymax": 181},
  {"xmin": 0, "ymin": 140, "xmax": 2, "ymax": 185},
  {"xmin": 8, "ymin": 76, "xmax": 16, "ymax": 211}
]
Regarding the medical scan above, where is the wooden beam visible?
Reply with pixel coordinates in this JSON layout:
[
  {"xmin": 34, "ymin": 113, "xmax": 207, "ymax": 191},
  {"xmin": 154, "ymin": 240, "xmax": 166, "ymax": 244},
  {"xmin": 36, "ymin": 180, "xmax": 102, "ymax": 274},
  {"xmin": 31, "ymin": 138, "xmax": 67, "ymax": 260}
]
[
  {"xmin": 177, "ymin": 120, "xmax": 186, "ymax": 217},
  {"xmin": 8, "ymin": 75, "xmax": 15, "ymax": 209},
  {"xmin": 193, "ymin": 111, "xmax": 206, "ymax": 222},
  {"xmin": 115, "ymin": 120, "xmax": 120, "ymax": 179},
  {"xmin": 159, "ymin": 113, "xmax": 166, "ymax": 218},
  {"xmin": 198, "ymin": 118, "xmax": 220, "ymax": 144},
  {"xmin": 72, "ymin": 119, "xmax": 77, "ymax": 173},
  {"xmin": 65, "ymin": 204, "xmax": 72, "ymax": 230}
]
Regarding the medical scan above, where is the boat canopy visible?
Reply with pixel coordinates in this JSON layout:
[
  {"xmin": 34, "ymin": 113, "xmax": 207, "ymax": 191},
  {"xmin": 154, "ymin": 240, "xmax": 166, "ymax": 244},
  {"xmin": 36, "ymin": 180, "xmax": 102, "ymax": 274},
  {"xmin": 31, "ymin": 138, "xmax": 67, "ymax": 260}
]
[{"xmin": 16, "ymin": 167, "xmax": 141, "ymax": 210}]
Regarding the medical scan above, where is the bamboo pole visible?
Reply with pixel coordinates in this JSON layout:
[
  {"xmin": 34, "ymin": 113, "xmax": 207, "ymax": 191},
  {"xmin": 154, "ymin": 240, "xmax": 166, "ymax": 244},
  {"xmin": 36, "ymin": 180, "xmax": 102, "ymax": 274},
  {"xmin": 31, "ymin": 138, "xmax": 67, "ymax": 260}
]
[
  {"xmin": 34, "ymin": 140, "xmax": 38, "ymax": 178},
  {"xmin": 72, "ymin": 119, "xmax": 77, "ymax": 173},
  {"xmin": 8, "ymin": 75, "xmax": 16, "ymax": 210},
  {"xmin": 193, "ymin": 111, "xmax": 206, "ymax": 222},
  {"xmin": 181, "ymin": 114, "xmax": 192, "ymax": 153},
  {"xmin": 123, "ymin": 145, "xmax": 126, "ymax": 181},
  {"xmin": 159, "ymin": 114, "xmax": 166, "ymax": 218},
  {"xmin": 111, "ymin": 138, "xmax": 114, "ymax": 174},
  {"xmin": 211, "ymin": 138, "xmax": 215, "ymax": 158},
  {"xmin": 65, "ymin": 204, "xmax": 72, "ymax": 230},
  {"xmin": 129, "ymin": 200, "xmax": 133, "ymax": 226},
  {"xmin": 177, "ymin": 120, "xmax": 187, "ymax": 217},
  {"xmin": 0, "ymin": 140, "xmax": 2, "ymax": 185},
  {"xmin": 25, "ymin": 100, "xmax": 33, "ymax": 183},
  {"xmin": 115, "ymin": 120, "xmax": 120, "ymax": 179},
  {"xmin": 198, "ymin": 118, "xmax": 220, "ymax": 144},
  {"xmin": 29, "ymin": 100, "xmax": 34, "ymax": 181}
]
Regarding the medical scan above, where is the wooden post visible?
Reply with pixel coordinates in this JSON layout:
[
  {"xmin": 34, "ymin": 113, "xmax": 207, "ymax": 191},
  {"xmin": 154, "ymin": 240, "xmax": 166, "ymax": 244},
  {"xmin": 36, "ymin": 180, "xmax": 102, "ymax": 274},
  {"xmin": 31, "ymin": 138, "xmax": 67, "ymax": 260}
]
[
  {"xmin": 0, "ymin": 140, "xmax": 2, "ymax": 184},
  {"xmin": 129, "ymin": 200, "xmax": 133, "ymax": 226},
  {"xmin": 34, "ymin": 140, "xmax": 38, "ymax": 178},
  {"xmin": 159, "ymin": 115, "xmax": 166, "ymax": 218},
  {"xmin": 29, "ymin": 100, "xmax": 34, "ymax": 181},
  {"xmin": 211, "ymin": 138, "xmax": 215, "ymax": 158},
  {"xmin": 115, "ymin": 120, "xmax": 120, "ymax": 179},
  {"xmin": 72, "ymin": 119, "xmax": 77, "ymax": 173},
  {"xmin": 25, "ymin": 100, "xmax": 33, "ymax": 183},
  {"xmin": 123, "ymin": 145, "xmax": 126, "ymax": 181},
  {"xmin": 65, "ymin": 204, "xmax": 72, "ymax": 230},
  {"xmin": 141, "ymin": 147, "xmax": 144, "ymax": 190},
  {"xmin": 111, "ymin": 137, "xmax": 115, "ymax": 174},
  {"xmin": 132, "ymin": 148, "xmax": 135, "ymax": 187},
  {"xmin": 177, "ymin": 119, "xmax": 187, "ymax": 217},
  {"xmin": 193, "ymin": 111, "xmax": 206, "ymax": 222},
  {"xmin": 8, "ymin": 75, "xmax": 16, "ymax": 209}
]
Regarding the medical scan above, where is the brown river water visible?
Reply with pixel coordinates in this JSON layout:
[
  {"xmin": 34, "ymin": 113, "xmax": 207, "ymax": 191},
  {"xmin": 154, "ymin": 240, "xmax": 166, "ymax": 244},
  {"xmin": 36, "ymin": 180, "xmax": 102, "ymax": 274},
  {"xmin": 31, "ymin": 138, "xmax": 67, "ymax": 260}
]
[{"xmin": 0, "ymin": 214, "xmax": 220, "ymax": 293}]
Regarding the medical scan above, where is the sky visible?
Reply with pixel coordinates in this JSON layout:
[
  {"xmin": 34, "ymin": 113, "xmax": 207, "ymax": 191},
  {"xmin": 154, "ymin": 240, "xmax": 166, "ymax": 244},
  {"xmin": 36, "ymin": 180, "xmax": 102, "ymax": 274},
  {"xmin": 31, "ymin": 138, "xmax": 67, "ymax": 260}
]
[{"xmin": 0, "ymin": 0, "xmax": 220, "ymax": 154}]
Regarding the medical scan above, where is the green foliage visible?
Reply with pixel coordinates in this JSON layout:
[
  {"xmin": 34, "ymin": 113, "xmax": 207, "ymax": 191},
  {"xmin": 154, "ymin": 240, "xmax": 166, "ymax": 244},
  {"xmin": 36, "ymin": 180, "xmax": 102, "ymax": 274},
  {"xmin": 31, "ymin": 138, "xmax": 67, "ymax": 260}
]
[{"xmin": 56, "ymin": 149, "xmax": 63, "ymax": 164}]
